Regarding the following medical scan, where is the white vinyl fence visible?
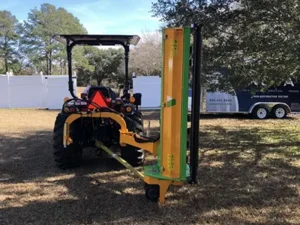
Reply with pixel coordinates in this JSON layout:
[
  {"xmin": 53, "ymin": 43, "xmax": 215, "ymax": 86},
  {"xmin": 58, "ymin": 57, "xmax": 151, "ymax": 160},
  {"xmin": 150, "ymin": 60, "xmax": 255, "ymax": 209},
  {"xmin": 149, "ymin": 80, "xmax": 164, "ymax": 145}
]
[
  {"xmin": 0, "ymin": 75, "xmax": 76, "ymax": 109},
  {"xmin": 132, "ymin": 75, "xmax": 194, "ymax": 111},
  {"xmin": 132, "ymin": 76, "xmax": 162, "ymax": 110}
]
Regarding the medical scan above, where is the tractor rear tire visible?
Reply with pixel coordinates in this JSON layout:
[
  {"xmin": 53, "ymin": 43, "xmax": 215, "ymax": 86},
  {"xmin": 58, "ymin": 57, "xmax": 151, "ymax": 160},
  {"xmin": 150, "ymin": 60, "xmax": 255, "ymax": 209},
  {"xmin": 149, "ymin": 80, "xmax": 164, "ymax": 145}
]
[
  {"xmin": 121, "ymin": 113, "xmax": 145, "ymax": 166},
  {"xmin": 53, "ymin": 113, "xmax": 82, "ymax": 169},
  {"xmin": 128, "ymin": 113, "xmax": 143, "ymax": 135}
]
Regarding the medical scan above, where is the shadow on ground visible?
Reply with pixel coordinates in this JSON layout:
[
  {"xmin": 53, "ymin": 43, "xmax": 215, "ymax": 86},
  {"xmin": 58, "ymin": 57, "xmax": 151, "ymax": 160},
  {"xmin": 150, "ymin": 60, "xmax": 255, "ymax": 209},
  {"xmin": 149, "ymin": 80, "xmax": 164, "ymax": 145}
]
[{"xmin": 0, "ymin": 123, "xmax": 299, "ymax": 224}]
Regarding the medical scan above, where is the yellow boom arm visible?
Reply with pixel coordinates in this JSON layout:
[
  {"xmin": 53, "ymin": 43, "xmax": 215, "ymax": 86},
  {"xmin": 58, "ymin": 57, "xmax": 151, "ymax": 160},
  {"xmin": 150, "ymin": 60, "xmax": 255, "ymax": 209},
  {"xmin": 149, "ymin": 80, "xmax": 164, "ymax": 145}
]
[{"xmin": 63, "ymin": 112, "xmax": 159, "ymax": 155}]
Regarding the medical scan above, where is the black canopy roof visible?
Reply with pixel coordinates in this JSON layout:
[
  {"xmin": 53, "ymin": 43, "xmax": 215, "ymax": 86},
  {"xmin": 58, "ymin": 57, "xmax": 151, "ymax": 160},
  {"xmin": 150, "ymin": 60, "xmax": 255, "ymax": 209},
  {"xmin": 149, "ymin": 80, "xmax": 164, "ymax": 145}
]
[{"xmin": 53, "ymin": 34, "xmax": 140, "ymax": 46}]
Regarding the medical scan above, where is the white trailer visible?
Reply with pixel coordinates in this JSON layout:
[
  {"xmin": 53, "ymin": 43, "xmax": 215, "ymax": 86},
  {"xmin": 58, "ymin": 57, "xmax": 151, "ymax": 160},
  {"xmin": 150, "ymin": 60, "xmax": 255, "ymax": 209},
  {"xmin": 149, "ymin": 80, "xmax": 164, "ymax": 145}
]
[{"xmin": 133, "ymin": 75, "xmax": 300, "ymax": 119}]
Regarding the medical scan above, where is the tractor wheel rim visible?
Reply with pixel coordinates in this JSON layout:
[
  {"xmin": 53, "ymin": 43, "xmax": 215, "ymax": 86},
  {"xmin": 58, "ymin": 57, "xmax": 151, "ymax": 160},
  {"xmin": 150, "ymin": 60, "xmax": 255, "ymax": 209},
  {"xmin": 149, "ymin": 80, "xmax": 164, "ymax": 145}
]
[
  {"xmin": 257, "ymin": 108, "xmax": 267, "ymax": 118},
  {"xmin": 275, "ymin": 108, "xmax": 285, "ymax": 118}
]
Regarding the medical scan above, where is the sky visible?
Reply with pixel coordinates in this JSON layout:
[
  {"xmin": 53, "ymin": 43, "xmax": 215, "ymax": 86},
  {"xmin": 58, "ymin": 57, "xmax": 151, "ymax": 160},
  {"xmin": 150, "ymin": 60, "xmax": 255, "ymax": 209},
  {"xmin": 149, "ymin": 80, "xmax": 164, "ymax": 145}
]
[{"xmin": 0, "ymin": 0, "xmax": 164, "ymax": 35}]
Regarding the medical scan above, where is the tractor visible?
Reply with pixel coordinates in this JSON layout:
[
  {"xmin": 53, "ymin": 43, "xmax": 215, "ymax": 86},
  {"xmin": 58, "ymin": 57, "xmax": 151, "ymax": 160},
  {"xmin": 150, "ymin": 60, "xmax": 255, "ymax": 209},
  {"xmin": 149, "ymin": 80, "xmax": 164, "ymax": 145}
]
[
  {"xmin": 52, "ymin": 34, "xmax": 145, "ymax": 169},
  {"xmin": 51, "ymin": 27, "xmax": 201, "ymax": 203}
]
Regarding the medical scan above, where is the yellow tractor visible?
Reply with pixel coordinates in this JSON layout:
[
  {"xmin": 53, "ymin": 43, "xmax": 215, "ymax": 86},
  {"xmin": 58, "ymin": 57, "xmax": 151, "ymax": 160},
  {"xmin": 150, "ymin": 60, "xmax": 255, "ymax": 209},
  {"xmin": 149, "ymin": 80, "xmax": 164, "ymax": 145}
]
[{"xmin": 52, "ymin": 25, "xmax": 202, "ymax": 203}]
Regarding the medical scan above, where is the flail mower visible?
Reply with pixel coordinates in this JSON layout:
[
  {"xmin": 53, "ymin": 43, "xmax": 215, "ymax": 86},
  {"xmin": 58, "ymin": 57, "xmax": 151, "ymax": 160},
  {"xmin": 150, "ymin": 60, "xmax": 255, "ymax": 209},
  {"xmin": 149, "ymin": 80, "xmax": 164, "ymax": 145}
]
[{"xmin": 52, "ymin": 25, "xmax": 202, "ymax": 203}]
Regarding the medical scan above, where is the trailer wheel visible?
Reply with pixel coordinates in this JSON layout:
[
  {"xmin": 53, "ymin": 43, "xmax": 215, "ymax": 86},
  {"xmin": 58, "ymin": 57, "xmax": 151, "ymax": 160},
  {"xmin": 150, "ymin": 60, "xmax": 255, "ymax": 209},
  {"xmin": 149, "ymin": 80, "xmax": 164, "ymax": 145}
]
[
  {"xmin": 53, "ymin": 113, "xmax": 82, "ymax": 169},
  {"xmin": 272, "ymin": 105, "xmax": 287, "ymax": 119},
  {"xmin": 145, "ymin": 183, "xmax": 159, "ymax": 202},
  {"xmin": 121, "ymin": 113, "xmax": 145, "ymax": 166},
  {"xmin": 252, "ymin": 106, "xmax": 269, "ymax": 119}
]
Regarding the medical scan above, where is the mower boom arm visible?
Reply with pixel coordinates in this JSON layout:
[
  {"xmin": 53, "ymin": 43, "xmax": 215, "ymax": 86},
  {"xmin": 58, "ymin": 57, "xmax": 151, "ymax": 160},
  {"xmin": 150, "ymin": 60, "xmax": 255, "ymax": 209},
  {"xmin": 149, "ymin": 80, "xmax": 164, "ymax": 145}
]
[{"xmin": 63, "ymin": 112, "xmax": 159, "ymax": 155}]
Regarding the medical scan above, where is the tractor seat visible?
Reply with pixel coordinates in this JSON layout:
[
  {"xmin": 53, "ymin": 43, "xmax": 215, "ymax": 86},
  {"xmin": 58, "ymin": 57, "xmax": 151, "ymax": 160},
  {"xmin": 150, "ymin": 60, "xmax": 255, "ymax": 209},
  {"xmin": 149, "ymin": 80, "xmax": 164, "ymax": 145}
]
[{"xmin": 133, "ymin": 134, "xmax": 160, "ymax": 143}]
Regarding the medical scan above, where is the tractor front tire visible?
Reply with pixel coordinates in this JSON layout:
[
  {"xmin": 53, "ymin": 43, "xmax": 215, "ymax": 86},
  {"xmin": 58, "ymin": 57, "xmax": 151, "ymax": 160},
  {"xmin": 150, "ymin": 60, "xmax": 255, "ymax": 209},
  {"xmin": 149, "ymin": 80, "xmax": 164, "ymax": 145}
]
[
  {"xmin": 121, "ymin": 113, "xmax": 145, "ymax": 166},
  {"xmin": 53, "ymin": 113, "xmax": 82, "ymax": 169}
]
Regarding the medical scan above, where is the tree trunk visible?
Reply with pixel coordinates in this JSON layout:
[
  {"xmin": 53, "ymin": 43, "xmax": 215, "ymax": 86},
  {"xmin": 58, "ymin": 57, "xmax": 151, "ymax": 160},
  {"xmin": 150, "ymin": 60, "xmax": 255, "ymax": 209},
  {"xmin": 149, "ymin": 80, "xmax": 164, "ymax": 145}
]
[
  {"xmin": 49, "ymin": 50, "xmax": 52, "ymax": 75},
  {"xmin": 49, "ymin": 38, "xmax": 52, "ymax": 75},
  {"xmin": 46, "ymin": 52, "xmax": 49, "ymax": 75},
  {"xmin": 5, "ymin": 58, "xmax": 8, "ymax": 73},
  {"xmin": 60, "ymin": 60, "xmax": 63, "ymax": 75},
  {"xmin": 96, "ymin": 71, "xmax": 103, "ymax": 85},
  {"xmin": 64, "ymin": 60, "xmax": 67, "ymax": 75},
  {"xmin": 4, "ymin": 36, "xmax": 8, "ymax": 73}
]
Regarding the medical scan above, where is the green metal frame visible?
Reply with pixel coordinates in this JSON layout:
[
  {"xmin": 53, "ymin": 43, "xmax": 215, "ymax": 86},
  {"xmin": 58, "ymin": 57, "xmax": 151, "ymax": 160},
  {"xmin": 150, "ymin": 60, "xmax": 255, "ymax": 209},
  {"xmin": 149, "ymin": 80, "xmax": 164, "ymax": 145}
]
[{"xmin": 180, "ymin": 27, "xmax": 191, "ymax": 180}]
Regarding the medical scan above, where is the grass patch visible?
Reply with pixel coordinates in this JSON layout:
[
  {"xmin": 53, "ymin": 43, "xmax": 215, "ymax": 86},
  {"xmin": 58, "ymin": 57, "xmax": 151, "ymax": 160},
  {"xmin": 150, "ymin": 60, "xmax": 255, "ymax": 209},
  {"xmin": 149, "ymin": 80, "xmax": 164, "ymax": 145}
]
[{"xmin": 0, "ymin": 109, "xmax": 299, "ymax": 225}]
